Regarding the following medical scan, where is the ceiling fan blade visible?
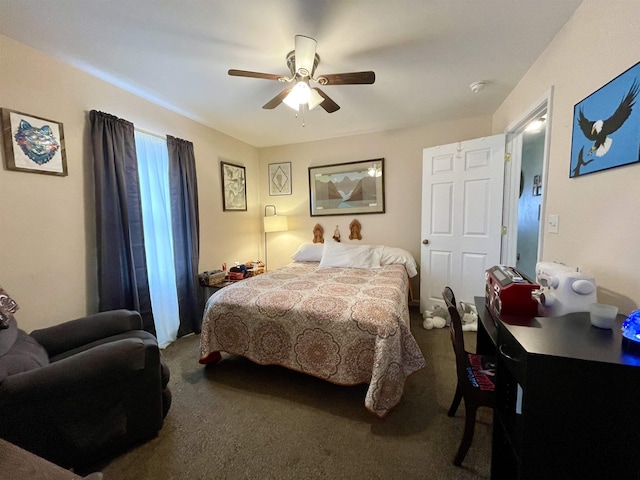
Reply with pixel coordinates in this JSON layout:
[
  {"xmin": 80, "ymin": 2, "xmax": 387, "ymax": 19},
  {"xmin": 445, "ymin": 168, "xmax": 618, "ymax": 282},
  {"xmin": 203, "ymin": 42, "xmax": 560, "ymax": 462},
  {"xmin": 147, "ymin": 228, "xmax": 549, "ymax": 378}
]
[
  {"xmin": 262, "ymin": 88, "xmax": 292, "ymax": 109},
  {"xmin": 314, "ymin": 88, "xmax": 340, "ymax": 113},
  {"xmin": 294, "ymin": 35, "xmax": 317, "ymax": 76},
  {"xmin": 228, "ymin": 69, "xmax": 284, "ymax": 81},
  {"xmin": 318, "ymin": 71, "xmax": 376, "ymax": 85}
]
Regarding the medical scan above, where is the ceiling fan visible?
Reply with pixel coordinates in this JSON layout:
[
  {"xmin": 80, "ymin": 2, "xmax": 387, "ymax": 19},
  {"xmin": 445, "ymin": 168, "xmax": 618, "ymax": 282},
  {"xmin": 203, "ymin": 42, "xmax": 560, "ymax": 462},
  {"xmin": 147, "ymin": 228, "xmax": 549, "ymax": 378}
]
[{"xmin": 228, "ymin": 35, "xmax": 375, "ymax": 113}]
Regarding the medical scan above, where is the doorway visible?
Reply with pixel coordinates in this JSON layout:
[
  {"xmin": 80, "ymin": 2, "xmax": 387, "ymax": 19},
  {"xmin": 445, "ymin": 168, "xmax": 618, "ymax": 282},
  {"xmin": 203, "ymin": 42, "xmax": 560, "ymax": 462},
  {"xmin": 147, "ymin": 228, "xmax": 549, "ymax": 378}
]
[
  {"xmin": 515, "ymin": 127, "xmax": 545, "ymax": 279},
  {"xmin": 419, "ymin": 90, "xmax": 552, "ymax": 311},
  {"xmin": 501, "ymin": 89, "xmax": 552, "ymax": 279}
]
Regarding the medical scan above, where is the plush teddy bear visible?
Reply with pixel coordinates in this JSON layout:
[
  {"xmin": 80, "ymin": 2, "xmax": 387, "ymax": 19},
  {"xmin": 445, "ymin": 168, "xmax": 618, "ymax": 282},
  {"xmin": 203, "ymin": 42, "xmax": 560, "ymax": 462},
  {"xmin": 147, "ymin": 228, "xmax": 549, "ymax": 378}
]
[
  {"xmin": 422, "ymin": 304, "xmax": 449, "ymax": 330},
  {"xmin": 459, "ymin": 301, "xmax": 479, "ymax": 331},
  {"xmin": 422, "ymin": 315, "xmax": 447, "ymax": 330},
  {"xmin": 422, "ymin": 302, "xmax": 479, "ymax": 331}
]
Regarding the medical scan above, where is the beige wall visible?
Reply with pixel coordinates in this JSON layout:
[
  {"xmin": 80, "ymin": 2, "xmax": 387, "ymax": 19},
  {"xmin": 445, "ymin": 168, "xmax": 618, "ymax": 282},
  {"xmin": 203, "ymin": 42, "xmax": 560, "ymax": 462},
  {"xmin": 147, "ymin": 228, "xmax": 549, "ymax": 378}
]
[
  {"xmin": 258, "ymin": 118, "xmax": 492, "ymax": 275},
  {"xmin": 493, "ymin": 0, "xmax": 640, "ymax": 314},
  {"xmin": 0, "ymin": 35, "xmax": 261, "ymax": 332},
  {"xmin": 7, "ymin": 0, "xmax": 638, "ymax": 331},
  {"xmin": 0, "ymin": 33, "xmax": 491, "ymax": 332}
]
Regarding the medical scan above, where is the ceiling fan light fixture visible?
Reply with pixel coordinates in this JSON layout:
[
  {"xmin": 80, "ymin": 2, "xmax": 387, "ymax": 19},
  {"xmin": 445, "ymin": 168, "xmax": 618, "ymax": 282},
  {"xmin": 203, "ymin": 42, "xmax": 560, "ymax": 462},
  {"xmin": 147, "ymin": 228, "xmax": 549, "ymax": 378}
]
[
  {"xmin": 229, "ymin": 35, "xmax": 374, "ymax": 114},
  {"xmin": 282, "ymin": 94, "xmax": 299, "ymax": 111},
  {"xmin": 283, "ymin": 81, "xmax": 311, "ymax": 111},
  {"xmin": 308, "ymin": 89, "xmax": 325, "ymax": 110}
]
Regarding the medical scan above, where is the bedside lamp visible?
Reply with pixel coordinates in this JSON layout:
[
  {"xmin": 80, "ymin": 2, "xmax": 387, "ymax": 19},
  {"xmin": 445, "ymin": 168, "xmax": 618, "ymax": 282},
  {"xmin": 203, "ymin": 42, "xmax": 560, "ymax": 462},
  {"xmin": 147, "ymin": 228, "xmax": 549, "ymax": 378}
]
[{"xmin": 263, "ymin": 204, "xmax": 288, "ymax": 270}]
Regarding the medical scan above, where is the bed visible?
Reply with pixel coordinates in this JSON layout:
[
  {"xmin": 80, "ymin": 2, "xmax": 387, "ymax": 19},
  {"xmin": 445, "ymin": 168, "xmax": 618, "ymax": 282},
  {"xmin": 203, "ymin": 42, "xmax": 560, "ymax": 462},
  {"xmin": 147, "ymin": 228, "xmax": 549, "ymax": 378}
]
[{"xmin": 199, "ymin": 243, "xmax": 426, "ymax": 417}]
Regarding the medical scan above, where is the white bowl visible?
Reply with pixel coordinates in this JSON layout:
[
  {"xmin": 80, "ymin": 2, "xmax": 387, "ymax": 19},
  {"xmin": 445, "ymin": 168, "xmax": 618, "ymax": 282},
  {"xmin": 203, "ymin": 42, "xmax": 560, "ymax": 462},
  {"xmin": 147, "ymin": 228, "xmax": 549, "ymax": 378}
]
[{"xmin": 589, "ymin": 303, "xmax": 618, "ymax": 329}]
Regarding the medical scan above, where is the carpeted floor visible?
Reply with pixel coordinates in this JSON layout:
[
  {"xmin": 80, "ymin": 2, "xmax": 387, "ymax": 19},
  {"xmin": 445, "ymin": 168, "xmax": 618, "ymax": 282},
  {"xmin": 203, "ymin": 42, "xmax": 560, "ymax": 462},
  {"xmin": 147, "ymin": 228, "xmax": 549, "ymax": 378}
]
[{"xmin": 96, "ymin": 308, "xmax": 492, "ymax": 480}]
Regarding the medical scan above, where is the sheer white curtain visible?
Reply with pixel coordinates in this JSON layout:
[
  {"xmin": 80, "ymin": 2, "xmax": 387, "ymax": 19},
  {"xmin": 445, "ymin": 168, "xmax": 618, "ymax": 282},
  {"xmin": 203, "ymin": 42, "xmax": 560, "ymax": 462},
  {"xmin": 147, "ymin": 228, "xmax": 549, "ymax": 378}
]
[{"xmin": 135, "ymin": 130, "xmax": 180, "ymax": 348}]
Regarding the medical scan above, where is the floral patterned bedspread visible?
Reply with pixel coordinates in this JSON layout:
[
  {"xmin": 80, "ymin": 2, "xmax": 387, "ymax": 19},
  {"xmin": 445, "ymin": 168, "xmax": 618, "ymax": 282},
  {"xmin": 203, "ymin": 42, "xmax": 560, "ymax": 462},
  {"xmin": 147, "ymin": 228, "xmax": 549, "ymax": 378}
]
[{"xmin": 199, "ymin": 262, "xmax": 426, "ymax": 417}]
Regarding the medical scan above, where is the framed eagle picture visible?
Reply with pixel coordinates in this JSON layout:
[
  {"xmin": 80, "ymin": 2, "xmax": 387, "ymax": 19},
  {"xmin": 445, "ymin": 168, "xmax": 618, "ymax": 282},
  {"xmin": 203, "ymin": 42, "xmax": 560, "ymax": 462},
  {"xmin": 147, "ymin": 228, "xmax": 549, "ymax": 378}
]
[{"xmin": 570, "ymin": 61, "xmax": 640, "ymax": 177}]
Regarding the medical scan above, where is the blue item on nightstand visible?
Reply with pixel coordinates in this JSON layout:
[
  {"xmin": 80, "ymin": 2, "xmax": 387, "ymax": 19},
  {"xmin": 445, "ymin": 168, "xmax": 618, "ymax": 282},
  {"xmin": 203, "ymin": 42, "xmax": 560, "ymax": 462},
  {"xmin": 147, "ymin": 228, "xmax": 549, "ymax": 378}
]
[{"xmin": 621, "ymin": 309, "xmax": 640, "ymax": 354}]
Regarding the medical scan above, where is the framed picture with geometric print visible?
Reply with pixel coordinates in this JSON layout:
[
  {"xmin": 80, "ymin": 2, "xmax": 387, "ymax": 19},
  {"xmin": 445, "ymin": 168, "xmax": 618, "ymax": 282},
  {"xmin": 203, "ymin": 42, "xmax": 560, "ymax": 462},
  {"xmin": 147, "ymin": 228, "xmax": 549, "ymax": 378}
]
[{"xmin": 268, "ymin": 162, "xmax": 292, "ymax": 196}]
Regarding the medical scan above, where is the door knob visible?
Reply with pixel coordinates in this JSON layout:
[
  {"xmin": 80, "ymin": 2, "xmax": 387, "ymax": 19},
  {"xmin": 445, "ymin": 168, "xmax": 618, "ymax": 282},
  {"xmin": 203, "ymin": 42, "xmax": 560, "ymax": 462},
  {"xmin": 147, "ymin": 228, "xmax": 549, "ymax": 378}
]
[{"xmin": 422, "ymin": 239, "xmax": 429, "ymax": 245}]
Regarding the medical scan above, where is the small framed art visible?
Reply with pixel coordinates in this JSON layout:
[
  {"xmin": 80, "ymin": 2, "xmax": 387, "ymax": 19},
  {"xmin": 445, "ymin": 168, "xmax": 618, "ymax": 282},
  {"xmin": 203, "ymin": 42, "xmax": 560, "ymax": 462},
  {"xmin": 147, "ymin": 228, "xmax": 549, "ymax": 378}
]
[
  {"xmin": 268, "ymin": 162, "xmax": 292, "ymax": 196},
  {"xmin": 220, "ymin": 161, "xmax": 247, "ymax": 211},
  {"xmin": 1, "ymin": 108, "xmax": 68, "ymax": 176}
]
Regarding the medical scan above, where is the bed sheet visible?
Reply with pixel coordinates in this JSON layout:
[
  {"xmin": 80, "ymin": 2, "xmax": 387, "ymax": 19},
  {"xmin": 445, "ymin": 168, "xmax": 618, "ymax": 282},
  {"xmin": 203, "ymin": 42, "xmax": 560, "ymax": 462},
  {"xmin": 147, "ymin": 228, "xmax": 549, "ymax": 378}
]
[{"xmin": 199, "ymin": 262, "xmax": 426, "ymax": 417}]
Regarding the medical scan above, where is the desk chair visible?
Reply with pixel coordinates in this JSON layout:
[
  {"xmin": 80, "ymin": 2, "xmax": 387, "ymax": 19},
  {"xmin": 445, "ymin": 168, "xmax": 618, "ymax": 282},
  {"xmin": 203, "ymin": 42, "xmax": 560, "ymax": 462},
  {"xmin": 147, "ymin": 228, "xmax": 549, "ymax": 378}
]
[{"xmin": 443, "ymin": 286, "xmax": 495, "ymax": 466}]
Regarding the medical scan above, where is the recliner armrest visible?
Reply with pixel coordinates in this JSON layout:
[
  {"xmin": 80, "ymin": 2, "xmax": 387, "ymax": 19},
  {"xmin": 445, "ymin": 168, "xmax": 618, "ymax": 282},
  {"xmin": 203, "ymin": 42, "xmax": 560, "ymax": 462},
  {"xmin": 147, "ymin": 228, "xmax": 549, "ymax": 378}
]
[
  {"xmin": 30, "ymin": 310, "xmax": 143, "ymax": 358},
  {"xmin": 0, "ymin": 337, "xmax": 150, "ymax": 400}
]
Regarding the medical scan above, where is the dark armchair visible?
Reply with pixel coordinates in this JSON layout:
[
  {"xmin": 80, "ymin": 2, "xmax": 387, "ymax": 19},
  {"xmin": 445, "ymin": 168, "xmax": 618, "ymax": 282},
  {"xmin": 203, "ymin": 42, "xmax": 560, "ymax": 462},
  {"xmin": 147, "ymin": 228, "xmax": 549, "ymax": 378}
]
[{"xmin": 0, "ymin": 309, "xmax": 171, "ymax": 469}]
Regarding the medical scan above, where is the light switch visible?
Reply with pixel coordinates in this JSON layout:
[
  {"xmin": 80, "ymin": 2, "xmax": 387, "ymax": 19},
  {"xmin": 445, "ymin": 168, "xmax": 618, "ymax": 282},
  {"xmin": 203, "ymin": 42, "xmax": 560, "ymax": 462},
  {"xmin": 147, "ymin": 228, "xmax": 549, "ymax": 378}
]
[{"xmin": 548, "ymin": 214, "xmax": 559, "ymax": 234}]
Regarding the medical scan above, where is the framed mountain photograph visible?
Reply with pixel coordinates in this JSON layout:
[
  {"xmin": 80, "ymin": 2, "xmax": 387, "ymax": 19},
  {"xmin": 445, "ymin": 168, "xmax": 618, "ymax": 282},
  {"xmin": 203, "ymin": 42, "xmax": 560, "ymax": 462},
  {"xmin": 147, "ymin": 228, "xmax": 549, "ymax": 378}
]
[{"xmin": 308, "ymin": 158, "xmax": 385, "ymax": 216}]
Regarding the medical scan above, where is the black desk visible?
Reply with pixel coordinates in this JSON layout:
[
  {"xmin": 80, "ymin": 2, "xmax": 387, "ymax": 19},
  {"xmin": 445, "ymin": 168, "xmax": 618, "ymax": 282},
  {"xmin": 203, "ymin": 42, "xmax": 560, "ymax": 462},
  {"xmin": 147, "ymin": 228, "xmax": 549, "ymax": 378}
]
[
  {"xmin": 474, "ymin": 297, "xmax": 640, "ymax": 480},
  {"xmin": 474, "ymin": 296, "xmax": 498, "ymax": 354}
]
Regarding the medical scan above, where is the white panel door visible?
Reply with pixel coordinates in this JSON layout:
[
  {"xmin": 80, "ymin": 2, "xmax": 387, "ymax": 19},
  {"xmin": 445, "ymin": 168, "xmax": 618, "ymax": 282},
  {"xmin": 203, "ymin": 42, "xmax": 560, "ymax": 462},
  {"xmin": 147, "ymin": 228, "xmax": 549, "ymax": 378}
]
[{"xmin": 420, "ymin": 134, "xmax": 505, "ymax": 312}]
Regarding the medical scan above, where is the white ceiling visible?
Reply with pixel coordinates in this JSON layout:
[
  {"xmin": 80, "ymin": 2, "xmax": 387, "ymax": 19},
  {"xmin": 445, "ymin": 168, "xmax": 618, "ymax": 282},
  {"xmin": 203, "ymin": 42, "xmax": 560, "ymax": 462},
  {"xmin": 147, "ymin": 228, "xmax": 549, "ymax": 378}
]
[{"xmin": 0, "ymin": 0, "xmax": 582, "ymax": 148}]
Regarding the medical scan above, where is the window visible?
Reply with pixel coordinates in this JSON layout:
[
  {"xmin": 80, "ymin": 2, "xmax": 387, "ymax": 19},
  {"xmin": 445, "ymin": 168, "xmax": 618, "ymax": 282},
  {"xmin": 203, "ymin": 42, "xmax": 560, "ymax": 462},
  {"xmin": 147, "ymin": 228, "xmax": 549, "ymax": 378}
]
[{"xmin": 135, "ymin": 130, "xmax": 180, "ymax": 348}]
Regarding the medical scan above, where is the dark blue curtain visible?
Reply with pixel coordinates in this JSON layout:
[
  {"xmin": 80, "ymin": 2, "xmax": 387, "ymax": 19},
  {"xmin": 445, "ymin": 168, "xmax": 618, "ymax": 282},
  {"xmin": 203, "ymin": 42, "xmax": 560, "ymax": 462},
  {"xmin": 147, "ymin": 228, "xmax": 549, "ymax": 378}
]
[
  {"xmin": 89, "ymin": 110, "xmax": 155, "ymax": 335},
  {"xmin": 167, "ymin": 136, "xmax": 201, "ymax": 335}
]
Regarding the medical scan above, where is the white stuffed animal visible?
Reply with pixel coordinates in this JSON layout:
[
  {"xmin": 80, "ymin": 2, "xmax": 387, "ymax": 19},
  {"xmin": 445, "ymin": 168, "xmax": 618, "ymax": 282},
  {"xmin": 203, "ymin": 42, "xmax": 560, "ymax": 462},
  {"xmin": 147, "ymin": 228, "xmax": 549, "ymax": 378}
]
[
  {"xmin": 432, "ymin": 305, "xmax": 449, "ymax": 322},
  {"xmin": 459, "ymin": 302, "xmax": 479, "ymax": 331},
  {"xmin": 422, "ymin": 308, "xmax": 437, "ymax": 330},
  {"xmin": 422, "ymin": 305, "xmax": 449, "ymax": 330},
  {"xmin": 422, "ymin": 301, "xmax": 479, "ymax": 331},
  {"xmin": 422, "ymin": 315, "xmax": 447, "ymax": 330},
  {"xmin": 461, "ymin": 312, "xmax": 478, "ymax": 331}
]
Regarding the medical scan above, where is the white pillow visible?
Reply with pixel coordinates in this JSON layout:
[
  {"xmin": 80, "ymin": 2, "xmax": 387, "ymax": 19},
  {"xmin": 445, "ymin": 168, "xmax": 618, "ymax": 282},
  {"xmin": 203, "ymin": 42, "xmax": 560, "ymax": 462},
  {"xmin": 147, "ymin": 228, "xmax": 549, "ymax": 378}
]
[
  {"xmin": 380, "ymin": 246, "xmax": 418, "ymax": 278},
  {"xmin": 319, "ymin": 242, "xmax": 382, "ymax": 270},
  {"xmin": 291, "ymin": 243, "xmax": 324, "ymax": 262}
]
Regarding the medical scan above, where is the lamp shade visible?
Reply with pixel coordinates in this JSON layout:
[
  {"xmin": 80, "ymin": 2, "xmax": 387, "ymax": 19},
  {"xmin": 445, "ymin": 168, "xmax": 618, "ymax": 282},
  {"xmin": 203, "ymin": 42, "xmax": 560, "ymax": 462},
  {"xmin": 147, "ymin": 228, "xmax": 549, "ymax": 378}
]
[
  {"xmin": 283, "ymin": 81, "xmax": 312, "ymax": 111},
  {"xmin": 264, "ymin": 215, "xmax": 288, "ymax": 233},
  {"xmin": 308, "ymin": 89, "xmax": 325, "ymax": 110}
]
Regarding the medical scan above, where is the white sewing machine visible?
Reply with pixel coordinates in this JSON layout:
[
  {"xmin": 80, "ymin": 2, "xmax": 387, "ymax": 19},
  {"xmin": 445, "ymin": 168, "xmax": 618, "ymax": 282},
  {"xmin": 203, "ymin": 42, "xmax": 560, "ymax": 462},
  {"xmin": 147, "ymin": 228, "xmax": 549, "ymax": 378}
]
[{"xmin": 534, "ymin": 262, "xmax": 597, "ymax": 317}]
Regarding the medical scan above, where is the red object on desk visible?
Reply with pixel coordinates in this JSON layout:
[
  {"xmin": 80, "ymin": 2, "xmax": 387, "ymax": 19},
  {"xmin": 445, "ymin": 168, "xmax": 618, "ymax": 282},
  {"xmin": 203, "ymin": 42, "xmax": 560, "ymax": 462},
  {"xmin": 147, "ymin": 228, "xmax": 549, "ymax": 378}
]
[{"xmin": 485, "ymin": 265, "xmax": 540, "ymax": 317}]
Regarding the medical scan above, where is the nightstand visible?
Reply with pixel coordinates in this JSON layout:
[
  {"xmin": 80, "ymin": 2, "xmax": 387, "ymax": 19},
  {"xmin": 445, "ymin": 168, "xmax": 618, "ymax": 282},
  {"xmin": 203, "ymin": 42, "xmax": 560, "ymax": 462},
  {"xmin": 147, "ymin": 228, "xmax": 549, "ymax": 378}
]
[{"xmin": 201, "ymin": 280, "xmax": 229, "ymax": 301}]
